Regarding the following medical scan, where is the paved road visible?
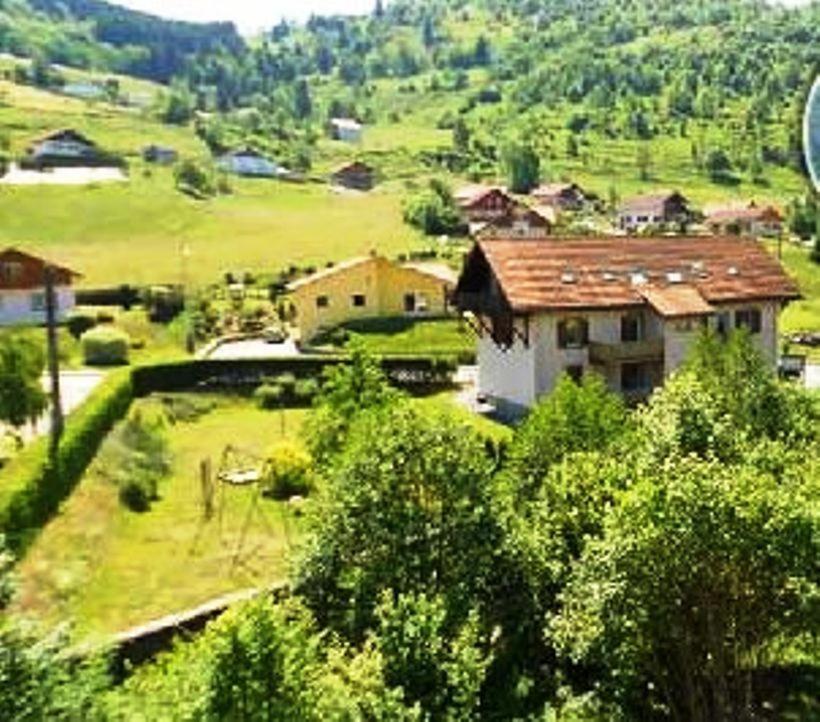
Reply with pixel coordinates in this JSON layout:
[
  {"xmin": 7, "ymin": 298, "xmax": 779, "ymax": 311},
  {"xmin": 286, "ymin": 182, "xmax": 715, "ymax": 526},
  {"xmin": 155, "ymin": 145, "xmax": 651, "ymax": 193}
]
[{"xmin": 207, "ymin": 338, "xmax": 300, "ymax": 360}]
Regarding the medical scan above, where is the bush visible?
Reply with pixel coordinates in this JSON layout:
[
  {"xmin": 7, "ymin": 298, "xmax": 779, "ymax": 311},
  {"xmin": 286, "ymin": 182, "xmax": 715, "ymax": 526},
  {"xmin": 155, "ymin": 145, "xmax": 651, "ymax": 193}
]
[
  {"xmin": 82, "ymin": 327, "xmax": 130, "ymax": 366},
  {"xmin": 262, "ymin": 440, "xmax": 314, "ymax": 499},
  {"xmin": 294, "ymin": 378, "xmax": 320, "ymax": 404},
  {"xmin": 119, "ymin": 478, "xmax": 152, "ymax": 512},
  {"xmin": 66, "ymin": 312, "xmax": 97, "ymax": 340},
  {"xmin": 254, "ymin": 383, "xmax": 284, "ymax": 409}
]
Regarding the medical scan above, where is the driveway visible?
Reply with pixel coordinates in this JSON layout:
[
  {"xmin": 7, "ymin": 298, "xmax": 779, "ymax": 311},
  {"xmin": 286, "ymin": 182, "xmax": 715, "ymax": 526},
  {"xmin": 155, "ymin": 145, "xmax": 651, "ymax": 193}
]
[
  {"xmin": 206, "ymin": 338, "xmax": 300, "ymax": 360},
  {"xmin": 3, "ymin": 370, "xmax": 106, "ymax": 445},
  {"xmin": 806, "ymin": 363, "xmax": 820, "ymax": 390}
]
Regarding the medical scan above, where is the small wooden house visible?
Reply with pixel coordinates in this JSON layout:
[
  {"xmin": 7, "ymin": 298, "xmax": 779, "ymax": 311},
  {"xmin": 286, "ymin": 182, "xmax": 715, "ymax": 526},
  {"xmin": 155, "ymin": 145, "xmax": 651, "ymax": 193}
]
[
  {"xmin": 331, "ymin": 161, "xmax": 376, "ymax": 191},
  {"xmin": 217, "ymin": 149, "xmax": 280, "ymax": 178}
]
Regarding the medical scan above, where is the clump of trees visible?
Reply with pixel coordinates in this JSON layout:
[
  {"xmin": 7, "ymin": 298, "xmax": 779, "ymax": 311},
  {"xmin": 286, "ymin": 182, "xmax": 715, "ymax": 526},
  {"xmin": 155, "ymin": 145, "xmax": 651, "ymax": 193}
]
[
  {"xmin": 402, "ymin": 179, "xmax": 464, "ymax": 236},
  {"xmin": 92, "ymin": 334, "xmax": 820, "ymax": 720}
]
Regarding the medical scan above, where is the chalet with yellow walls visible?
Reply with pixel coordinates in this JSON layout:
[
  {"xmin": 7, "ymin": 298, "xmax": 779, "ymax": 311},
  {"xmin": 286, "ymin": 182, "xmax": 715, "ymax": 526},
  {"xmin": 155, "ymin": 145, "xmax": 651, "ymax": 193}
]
[{"xmin": 288, "ymin": 254, "xmax": 456, "ymax": 342}]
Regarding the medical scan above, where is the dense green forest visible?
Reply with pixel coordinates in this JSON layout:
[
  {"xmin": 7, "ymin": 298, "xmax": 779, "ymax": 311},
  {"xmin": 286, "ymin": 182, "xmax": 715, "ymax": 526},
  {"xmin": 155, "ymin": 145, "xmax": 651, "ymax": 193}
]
[{"xmin": 0, "ymin": 0, "xmax": 243, "ymax": 81}]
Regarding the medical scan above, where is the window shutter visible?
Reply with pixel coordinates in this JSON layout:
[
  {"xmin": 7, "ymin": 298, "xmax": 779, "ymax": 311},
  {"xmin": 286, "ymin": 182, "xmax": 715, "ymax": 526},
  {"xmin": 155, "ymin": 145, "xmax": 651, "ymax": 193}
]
[
  {"xmin": 557, "ymin": 321, "xmax": 567, "ymax": 349},
  {"xmin": 581, "ymin": 320, "xmax": 589, "ymax": 345}
]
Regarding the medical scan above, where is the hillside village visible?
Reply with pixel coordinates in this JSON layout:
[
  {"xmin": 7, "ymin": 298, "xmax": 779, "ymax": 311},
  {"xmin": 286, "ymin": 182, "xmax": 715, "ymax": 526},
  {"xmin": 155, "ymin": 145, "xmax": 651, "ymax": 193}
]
[{"xmin": 0, "ymin": 0, "xmax": 818, "ymax": 720}]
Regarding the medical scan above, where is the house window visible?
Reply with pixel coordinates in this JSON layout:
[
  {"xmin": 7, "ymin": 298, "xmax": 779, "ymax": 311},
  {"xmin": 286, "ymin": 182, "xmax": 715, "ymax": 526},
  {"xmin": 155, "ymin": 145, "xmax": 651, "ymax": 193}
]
[
  {"xmin": 352, "ymin": 294, "xmax": 366, "ymax": 308},
  {"xmin": 735, "ymin": 308, "xmax": 761, "ymax": 334},
  {"xmin": 0, "ymin": 262, "xmax": 23, "ymax": 284},
  {"xmin": 621, "ymin": 312, "xmax": 643, "ymax": 343},
  {"xmin": 716, "ymin": 312, "xmax": 731, "ymax": 337},
  {"xmin": 491, "ymin": 313, "xmax": 513, "ymax": 347},
  {"xmin": 316, "ymin": 295, "xmax": 329, "ymax": 309},
  {"xmin": 557, "ymin": 317, "xmax": 589, "ymax": 349},
  {"xmin": 31, "ymin": 292, "xmax": 46, "ymax": 312},
  {"xmin": 415, "ymin": 293, "xmax": 429, "ymax": 313},
  {"xmin": 565, "ymin": 364, "xmax": 584, "ymax": 384},
  {"xmin": 621, "ymin": 362, "xmax": 648, "ymax": 393},
  {"xmin": 404, "ymin": 293, "xmax": 416, "ymax": 313}
]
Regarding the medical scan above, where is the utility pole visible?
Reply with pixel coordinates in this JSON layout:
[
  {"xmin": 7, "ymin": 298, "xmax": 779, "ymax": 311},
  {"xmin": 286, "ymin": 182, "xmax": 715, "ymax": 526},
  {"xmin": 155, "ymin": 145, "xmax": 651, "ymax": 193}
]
[{"xmin": 44, "ymin": 265, "xmax": 63, "ymax": 461}]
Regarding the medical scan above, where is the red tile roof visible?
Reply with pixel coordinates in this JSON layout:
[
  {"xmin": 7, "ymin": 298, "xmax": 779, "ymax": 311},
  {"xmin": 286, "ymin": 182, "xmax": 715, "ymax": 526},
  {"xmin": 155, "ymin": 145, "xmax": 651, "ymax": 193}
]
[{"xmin": 469, "ymin": 236, "xmax": 799, "ymax": 312}]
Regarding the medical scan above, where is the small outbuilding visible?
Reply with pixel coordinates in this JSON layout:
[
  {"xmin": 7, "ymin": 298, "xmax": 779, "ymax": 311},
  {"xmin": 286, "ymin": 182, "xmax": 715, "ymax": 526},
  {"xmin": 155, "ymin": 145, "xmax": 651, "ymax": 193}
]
[
  {"xmin": 330, "ymin": 161, "xmax": 376, "ymax": 191},
  {"xmin": 143, "ymin": 145, "xmax": 178, "ymax": 165},
  {"xmin": 329, "ymin": 118, "xmax": 364, "ymax": 143}
]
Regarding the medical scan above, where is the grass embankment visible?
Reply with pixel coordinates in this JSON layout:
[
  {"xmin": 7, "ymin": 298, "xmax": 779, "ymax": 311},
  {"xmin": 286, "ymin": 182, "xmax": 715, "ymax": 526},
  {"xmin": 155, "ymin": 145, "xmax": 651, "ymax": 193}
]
[
  {"xmin": 310, "ymin": 316, "xmax": 475, "ymax": 359},
  {"xmin": 12, "ymin": 395, "xmax": 306, "ymax": 640}
]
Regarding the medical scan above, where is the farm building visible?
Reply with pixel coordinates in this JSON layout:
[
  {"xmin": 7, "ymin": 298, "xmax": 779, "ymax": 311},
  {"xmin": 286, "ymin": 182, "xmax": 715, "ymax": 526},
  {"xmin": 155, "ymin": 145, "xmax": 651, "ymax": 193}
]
[
  {"xmin": 0, "ymin": 248, "xmax": 80, "ymax": 326},
  {"xmin": 61, "ymin": 82, "xmax": 106, "ymax": 101},
  {"xmin": 530, "ymin": 182, "xmax": 591, "ymax": 211},
  {"xmin": 217, "ymin": 149, "xmax": 280, "ymax": 178},
  {"xmin": 705, "ymin": 203, "xmax": 784, "ymax": 237},
  {"xmin": 288, "ymin": 254, "xmax": 456, "ymax": 342},
  {"xmin": 474, "ymin": 205, "xmax": 554, "ymax": 239},
  {"xmin": 455, "ymin": 236, "xmax": 799, "ymax": 418},
  {"xmin": 329, "ymin": 118, "xmax": 364, "ymax": 143},
  {"xmin": 27, "ymin": 129, "xmax": 114, "ymax": 167},
  {"xmin": 143, "ymin": 145, "xmax": 178, "ymax": 165},
  {"xmin": 618, "ymin": 191, "xmax": 696, "ymax": 232},
  {"xmin": 455, "ymin": 186, "xmax": 522, "ymax": 229},
  {"xmin": 331, "ymin": 161, "xmax": 376, "ymax": 191}
]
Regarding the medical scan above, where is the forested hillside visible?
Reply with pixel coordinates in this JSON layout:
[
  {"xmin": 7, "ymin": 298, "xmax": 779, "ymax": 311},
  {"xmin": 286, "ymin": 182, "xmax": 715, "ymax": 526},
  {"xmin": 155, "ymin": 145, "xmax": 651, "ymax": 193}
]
[{"xmin": 0, "ymin": 0, "xmax": 243, "ymax": 81}]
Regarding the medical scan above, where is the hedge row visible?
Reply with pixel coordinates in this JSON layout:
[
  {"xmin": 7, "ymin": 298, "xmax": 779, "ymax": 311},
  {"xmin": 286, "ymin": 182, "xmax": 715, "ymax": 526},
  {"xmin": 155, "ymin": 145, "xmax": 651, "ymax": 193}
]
[
  {"xmin": 131, "ymin": 355, "xmax": 459, "ymax": 395},
  {"xmin": 0, "ymin": 369, "xmax": 134, "ymax": 552},
  {"xmin": 0, "ymin": 354, "xmax": 458, "ymax": 552}
]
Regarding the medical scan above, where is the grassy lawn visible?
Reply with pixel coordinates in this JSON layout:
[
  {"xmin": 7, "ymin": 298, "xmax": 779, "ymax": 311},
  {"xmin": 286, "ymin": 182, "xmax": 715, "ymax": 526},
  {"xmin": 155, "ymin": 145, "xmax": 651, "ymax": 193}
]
[
  {"xmin": 413, "ymin": 391, "xmax": 513, "ymax": 444},
  {"xmin": 309, "ymin": 316, "xmax": 476, "ymax": 358},
  {"xmin": 12, "ymin": 395, "xmax": 307, "ymax": 641},
  {"xmin": 775, "ymin": 242, "xmax": 820, "ymax": 359}
]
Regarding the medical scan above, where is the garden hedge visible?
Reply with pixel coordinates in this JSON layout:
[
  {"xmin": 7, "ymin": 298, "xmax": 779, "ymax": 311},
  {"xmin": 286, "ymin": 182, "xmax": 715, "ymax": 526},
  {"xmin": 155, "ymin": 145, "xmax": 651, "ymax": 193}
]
[
  {"xmin": 0, "ymin": 369, "xmax": 133, "ymax": 552},
  {"xmin": 0, "ymin": 354, "xmax": 457, "ymax": 552},
  {"xmin": 131, "ymin": 355, "xmax": 458, "ymax": 395}
]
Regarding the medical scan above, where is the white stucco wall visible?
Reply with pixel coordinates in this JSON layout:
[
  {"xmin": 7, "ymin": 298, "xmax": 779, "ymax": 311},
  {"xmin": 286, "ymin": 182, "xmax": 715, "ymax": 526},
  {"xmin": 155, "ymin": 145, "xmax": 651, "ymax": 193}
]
[
  {"xmin": 477, "ymin": 333, "xmax": 536, "ymax": 416},
  {"xmin": 476, "ymin": 301, "xmax": 782, "ymax": 416},
  {"xmin": 0, "ymin": 287, "xmax": 75, "ymax": 326}
]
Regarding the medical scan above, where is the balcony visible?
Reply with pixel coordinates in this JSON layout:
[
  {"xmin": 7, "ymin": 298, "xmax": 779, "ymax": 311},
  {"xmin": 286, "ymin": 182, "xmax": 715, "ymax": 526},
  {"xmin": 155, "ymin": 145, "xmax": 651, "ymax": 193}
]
[{"xmin": 588, "ymin": 338, "xmax": 664, "ymax": 365}]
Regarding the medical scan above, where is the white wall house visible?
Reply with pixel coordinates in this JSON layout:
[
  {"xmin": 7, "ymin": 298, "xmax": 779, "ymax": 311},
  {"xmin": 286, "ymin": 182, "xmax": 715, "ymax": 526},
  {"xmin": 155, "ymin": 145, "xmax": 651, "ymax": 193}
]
[
  {"xmin": 455, "ymin": 237, "xmax": 799, "ymax": 418},
  {"xmin": 330, "ymin": 118, "xmax": 363, "ymax": 143},
  {"xmin": 29, "ymin": 130, "xmax": 98, "ymax": 161},
  {"xmin": 217, "ymin": 150, "xmax": 280, "ymax": 178},
  {"xmin": 0, "ymin": 248, "xmax": 79, "ymax": 327}
]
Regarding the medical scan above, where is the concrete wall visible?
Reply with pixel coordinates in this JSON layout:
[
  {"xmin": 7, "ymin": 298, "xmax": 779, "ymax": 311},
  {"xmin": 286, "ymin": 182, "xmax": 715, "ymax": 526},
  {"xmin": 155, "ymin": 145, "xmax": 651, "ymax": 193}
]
[
  {"xmin": 291, "ymin": 257, "xmax": 451, "ymax": 341},
  {"xmin": 0, "ymin": 287, "xmax": 75, "ymax": 326}
]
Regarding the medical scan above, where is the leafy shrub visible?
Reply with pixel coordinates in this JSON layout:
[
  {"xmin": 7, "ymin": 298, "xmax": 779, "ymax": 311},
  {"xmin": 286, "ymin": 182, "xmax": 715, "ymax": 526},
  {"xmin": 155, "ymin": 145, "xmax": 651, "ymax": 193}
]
[
  {"xmin": 262, "ymin": 440, "xmax": 314, "ymax": 499},
  {"xmin": 294, "ymin": 378, "xmax": 320, "ymax": 404},
  {"xmin": 66, "ymin": 312, "xmax": 97, "ymax": 340},
  {"xmin": 254, "ymin": 383, "xmax": 284, "ymax": 409},
  {"xmin": 119, "ymin": 478, "xmax": 152, "ymax": 512},
  {"xmin": 82, "ymin": 327, "xmax": 130, "ymax": 366},
  {"xmin": 104, "ymin": 406, "xmax": 170, "ymax": 512}
]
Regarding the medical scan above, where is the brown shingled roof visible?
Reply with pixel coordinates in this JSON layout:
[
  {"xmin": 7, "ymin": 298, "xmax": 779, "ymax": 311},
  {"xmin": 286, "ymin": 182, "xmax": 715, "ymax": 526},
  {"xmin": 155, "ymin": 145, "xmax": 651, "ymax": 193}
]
[{"xmin": 469, "ymin": 236, "xmax": 800, "ymax": 313}]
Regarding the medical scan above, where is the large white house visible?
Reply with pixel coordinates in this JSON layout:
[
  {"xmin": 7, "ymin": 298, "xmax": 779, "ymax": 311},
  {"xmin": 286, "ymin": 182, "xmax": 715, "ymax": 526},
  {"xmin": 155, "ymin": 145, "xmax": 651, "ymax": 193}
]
[
  {"xmin": 455, "ymin": 236, "xmax": 800, "ymax": 417},
  {"xmin": 0, "ymin": 248, "xmax": 80, "ymax": 326}
]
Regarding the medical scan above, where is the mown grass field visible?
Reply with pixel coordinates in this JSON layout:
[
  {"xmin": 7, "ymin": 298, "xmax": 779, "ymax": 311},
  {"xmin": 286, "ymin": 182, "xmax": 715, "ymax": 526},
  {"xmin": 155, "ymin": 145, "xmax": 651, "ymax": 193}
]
[{"xmin": 12, "ymin": 395, "xmax": 306, "ymax": 640}]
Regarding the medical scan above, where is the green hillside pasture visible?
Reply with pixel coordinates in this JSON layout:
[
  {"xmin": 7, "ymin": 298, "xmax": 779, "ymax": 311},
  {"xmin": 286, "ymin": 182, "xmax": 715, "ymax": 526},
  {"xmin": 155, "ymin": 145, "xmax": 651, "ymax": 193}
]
[
  {"xmin": 12, "ymin": 395, "xmax": 307, "ymax": 640},
  {"xmin": 0, "ymin": 170, "xmax": 426, "ymax": 287},
  {"xmin": 0, "ymin": 78, "xmax": 203, "ymax": 158}
]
